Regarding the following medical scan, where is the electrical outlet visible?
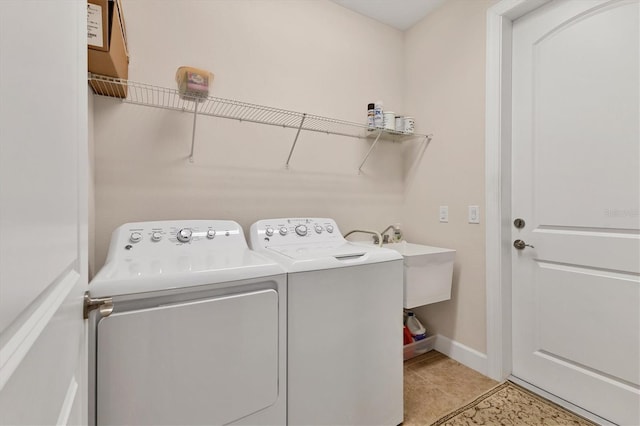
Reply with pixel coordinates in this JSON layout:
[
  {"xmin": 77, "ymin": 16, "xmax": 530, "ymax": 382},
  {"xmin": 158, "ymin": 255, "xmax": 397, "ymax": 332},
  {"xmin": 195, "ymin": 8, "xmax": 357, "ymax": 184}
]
[
  {"xmin": 439, "ymin": 206, "xmax": 448, "ymax": 223},
  {"xmin": 468, "ymin": 205, "xmax": 480, "ymax": 224}
]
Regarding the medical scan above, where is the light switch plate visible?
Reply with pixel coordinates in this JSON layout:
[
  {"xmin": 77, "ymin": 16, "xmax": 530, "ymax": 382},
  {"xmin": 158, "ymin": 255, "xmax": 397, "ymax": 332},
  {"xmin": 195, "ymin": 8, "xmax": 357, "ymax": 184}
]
[
  {"xmin": 468, "ymin": 205, "xmax": 480, "ymax": 224},
  {"xmin": 439, "ymin": 206, "xmax": 448, "ymax": 223}
]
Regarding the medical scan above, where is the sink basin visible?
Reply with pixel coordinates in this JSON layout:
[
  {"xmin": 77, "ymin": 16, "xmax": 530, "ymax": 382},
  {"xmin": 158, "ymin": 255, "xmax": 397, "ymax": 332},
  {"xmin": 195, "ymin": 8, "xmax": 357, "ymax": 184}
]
[{"xmin": 383, "ymin": 242, "xmax": 455, "ymax": 308}]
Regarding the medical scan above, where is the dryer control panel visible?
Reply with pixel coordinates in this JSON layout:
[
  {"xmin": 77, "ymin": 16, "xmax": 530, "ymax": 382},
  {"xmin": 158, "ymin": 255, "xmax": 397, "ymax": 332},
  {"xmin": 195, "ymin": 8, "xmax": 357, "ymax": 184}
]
[
  {"xmin": 249, "ymin": 218, "xmax": 345, "ymax": 249},
  {"xmin": 107, "ymin": 220, "xmax": 247, "ymax": 259}
]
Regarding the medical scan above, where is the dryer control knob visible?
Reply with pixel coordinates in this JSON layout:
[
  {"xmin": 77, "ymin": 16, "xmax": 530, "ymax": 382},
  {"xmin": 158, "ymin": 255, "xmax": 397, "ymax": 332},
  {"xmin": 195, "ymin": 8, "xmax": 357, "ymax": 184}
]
[
  {"xmin": 326, "ymin": 225, "xmax": 334, "ymax": 233},
  {"xmin": 206, "ymin": 229, "xmax": 216, "ymax": 239},
  {"xmin": 151, "ymin": 232, "xmax": 162, "ymax": 242},
  {"xmin": 314, "ymin": 225, "xmax": 323, "ymax": 234},
  {"xmin": 265, "ymin": 227, "xmax": 274, "ymax": 237},
  {"xmin": 130, "ymin": 232, "xmax": 142, "ymax": 243},
  {"xmin": 295, "ymin": 225, "xmax": 308, "ymax": 236},
  {"xmin": 279, "ymin": 227, "xmax": 288, "ymax": 236},
  {"xmin": 177, "ymin": 228, "xmax": 192, "ymax": 243}
]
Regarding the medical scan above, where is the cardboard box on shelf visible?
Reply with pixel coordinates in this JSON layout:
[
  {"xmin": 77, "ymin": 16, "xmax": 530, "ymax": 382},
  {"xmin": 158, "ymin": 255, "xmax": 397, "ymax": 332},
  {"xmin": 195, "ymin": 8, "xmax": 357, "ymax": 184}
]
[
  {"xmin": 88, "ymin": 0, "xmax": 129, "ymax": 97},
  {"xmin": 87, "ymin": 0, "xmax": 108, "ymax": 51}
]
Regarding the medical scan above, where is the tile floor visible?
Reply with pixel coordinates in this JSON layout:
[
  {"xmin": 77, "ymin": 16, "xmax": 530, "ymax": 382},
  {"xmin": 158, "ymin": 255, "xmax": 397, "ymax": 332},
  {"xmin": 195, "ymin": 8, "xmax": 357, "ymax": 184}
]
[{"xmin": 403, "ymin": 350, "xmax": 498, "ymax": 425}]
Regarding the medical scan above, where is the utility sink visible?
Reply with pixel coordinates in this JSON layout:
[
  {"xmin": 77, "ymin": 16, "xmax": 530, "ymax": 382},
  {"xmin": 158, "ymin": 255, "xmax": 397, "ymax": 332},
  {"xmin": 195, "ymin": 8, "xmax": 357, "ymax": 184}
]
[{"xmin": 383, "ymin": 242, "xmax": 455, "ymax": 308}]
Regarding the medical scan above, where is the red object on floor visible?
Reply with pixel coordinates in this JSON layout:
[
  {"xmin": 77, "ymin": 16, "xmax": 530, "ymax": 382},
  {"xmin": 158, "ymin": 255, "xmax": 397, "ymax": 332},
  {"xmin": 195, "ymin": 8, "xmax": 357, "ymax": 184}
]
[{"xmin": 403, "ymin": 325, "xmax": 414, "ymax": 345}]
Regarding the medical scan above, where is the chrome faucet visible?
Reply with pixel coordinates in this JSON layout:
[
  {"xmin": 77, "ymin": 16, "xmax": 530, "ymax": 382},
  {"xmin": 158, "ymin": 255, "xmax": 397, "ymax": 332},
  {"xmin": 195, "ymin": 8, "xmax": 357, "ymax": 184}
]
[
  {"xmin": 343, "ymin": 229, "xmax": 383, "ymax": 247},
  {"xmin": 374, "ymin": 224, "xmax": 403, "ymax": 245}
]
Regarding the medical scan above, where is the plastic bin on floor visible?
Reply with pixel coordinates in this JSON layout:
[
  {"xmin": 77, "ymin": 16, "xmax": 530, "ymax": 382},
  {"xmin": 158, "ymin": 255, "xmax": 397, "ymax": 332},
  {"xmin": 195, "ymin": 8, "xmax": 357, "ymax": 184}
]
[{"xmin": 403, "ymin": 334, "xmax": 436, "ymax": 361}]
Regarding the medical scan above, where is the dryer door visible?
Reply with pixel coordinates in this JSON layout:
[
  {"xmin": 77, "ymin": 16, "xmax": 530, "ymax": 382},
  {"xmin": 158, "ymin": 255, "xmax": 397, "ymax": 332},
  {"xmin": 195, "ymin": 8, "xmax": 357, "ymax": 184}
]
[{"xmin": 95, "ymin": 289, "xmax": 279, "ymax": 425}]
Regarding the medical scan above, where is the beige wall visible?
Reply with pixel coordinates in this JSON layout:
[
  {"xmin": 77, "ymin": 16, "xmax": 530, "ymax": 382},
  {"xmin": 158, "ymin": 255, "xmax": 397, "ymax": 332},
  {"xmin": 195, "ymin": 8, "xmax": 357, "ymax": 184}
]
[
  {"xmin": 403, "ymin": 0, "xmax": 493, "ymax": 353},
  {"xmin": 92, "ymin": 0, "xmax": 407, "ymax": 271},
  {"xmin": 92, "ymin": 0, "xmax": 494, "ymax": 357}
]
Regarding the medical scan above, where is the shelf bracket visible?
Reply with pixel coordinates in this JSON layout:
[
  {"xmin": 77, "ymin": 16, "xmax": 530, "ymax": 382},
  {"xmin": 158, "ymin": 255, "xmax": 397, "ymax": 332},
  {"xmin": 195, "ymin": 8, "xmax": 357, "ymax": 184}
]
[
  {"xmin": 188, "ymin": 101, "xmax": 199, "ymax": 163},
  {"xmin": 357, "ymin": 130, "xmax": 383, "ymax": 174},
  {"xmin": 285, "ymin": 113, "xmax": 307, "ymax": 168}
]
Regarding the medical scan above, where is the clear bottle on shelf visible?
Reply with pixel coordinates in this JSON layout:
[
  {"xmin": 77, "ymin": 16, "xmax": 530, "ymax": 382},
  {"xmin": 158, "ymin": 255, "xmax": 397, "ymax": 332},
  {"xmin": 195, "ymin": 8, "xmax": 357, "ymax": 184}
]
[
  {"xmin": 374, "ymin": 100, "xmax": 384, "ymax": 128},
  {"xmin": 367, "ymin": 103, "xmax": 375, "ymax": 129}
]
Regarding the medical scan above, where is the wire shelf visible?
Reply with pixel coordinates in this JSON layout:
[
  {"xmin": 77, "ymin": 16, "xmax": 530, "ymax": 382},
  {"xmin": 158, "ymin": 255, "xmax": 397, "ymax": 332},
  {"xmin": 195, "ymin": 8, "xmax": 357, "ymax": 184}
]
[{"xmin": 88, "ymin": 73, "xmax": 431, "ymax": 169}]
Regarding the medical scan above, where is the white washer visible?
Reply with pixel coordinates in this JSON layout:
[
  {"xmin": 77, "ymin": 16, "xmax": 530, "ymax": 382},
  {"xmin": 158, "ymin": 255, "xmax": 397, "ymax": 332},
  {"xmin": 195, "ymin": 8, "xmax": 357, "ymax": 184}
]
[
  {"xmin": 249, "ymin": 218, "xmax": 404, "ymax": 426},
  {"xmin": 88, "ymin": 220, "xmax": 286, "ymax": 426}
]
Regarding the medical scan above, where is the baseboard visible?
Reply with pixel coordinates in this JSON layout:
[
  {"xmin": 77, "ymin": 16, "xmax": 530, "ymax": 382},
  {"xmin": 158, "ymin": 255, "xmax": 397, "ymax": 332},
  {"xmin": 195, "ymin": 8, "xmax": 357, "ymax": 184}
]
[{"xmin": 434, "ymin": 334, "xmax": 488, "ymax": 376}]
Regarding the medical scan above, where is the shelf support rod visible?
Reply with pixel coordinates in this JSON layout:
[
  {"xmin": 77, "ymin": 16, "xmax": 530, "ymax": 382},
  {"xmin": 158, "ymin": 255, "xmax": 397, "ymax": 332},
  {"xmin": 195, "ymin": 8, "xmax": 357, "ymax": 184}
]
[
  {"xmin": 285, "ymin": 113, "xmax": 307, "ymax": 168},
  {"xmin": 189, "ymin": 101, "xmax": 199, "ymax": 163},
  {"xmin": 358, "ymin": 130, "xmax": 383, "ymax": 174}
]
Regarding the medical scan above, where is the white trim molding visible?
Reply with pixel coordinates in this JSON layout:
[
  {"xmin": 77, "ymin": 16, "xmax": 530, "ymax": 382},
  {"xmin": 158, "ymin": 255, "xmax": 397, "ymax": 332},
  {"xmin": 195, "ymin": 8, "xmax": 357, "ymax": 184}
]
[
  {"xmin": 0, "ymin": 267, "xmax": 79, "ymax": 390},
  {"xmin": 434, "ymin": 334, "xmax": 488, "ymax": 376},
  {"xmin": 484, "ymin": 0, "xmax": 551, "ymax": 381},
  {"xmin": 56, "ymin": 376, "xmax": 79, "ymax": 426}
]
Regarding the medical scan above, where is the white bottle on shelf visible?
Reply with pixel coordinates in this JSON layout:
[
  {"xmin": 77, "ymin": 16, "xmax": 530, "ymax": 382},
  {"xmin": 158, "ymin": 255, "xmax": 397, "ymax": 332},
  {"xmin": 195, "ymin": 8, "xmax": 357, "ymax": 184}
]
[
  {"xmin": 383, "ymin": 111, "xmax": 395, "ymax": 130},
  {"xmin": 406, "ymin": 312, "xmax": 427, "ymax": 341}
]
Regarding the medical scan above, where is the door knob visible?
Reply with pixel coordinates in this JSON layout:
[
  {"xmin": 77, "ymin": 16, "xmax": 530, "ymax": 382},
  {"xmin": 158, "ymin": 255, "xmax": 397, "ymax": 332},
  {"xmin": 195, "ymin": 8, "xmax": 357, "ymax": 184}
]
[
  {"xmin": 513, "ymin": 218, "xmax": 525, "ymax": 229},
  {"xmin": 513, "ymin": 239, "xmax": 534, "ymax": 250}
]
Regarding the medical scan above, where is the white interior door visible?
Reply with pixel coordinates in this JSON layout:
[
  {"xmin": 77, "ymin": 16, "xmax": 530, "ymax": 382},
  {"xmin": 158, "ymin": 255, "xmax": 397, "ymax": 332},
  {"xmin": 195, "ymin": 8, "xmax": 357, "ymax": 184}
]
[
  {"xmin": 511, "ymin": 1, "xmax": 640, "ymax": 424},
  {"xmin": 0, "ymin": 1, "xmax": 88, "ymax": 424}
]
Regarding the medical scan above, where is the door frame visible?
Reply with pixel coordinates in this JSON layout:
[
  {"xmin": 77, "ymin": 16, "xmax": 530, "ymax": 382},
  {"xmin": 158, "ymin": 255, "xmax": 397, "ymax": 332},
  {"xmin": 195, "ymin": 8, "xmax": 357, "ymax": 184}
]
[{"xmin": 484, "ymin": 0, "xmax": 552, "ymax": 381}]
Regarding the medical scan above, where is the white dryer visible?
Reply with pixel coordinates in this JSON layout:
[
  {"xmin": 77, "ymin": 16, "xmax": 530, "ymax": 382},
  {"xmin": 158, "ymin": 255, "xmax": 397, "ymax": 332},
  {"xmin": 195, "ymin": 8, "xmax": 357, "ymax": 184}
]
[
  {"xmin": 249, "ymin": 218, "xmax": 404, "ymax": 426},
  {"xmin": 88, "ymin": 220, "xmax": 286, "ymax": 426}
]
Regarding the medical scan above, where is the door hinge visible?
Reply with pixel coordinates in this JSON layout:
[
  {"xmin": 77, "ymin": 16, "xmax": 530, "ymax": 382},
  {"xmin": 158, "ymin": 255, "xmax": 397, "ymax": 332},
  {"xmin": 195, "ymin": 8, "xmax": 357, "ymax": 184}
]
[{"xmin": 83, "ymin": 291, "xmax": 114, "ymax": 319}]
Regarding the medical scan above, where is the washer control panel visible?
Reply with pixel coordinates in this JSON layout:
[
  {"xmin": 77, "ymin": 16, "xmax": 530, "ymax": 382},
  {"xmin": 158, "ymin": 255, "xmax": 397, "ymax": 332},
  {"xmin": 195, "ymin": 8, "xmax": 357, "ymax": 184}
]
[
  {"xmin": 113, "ymin": 220, "xmax": 246, "ymax": 256},
  {"xmin": 249, "ymin": 218, "xmax": 344, "ymax": 249}
]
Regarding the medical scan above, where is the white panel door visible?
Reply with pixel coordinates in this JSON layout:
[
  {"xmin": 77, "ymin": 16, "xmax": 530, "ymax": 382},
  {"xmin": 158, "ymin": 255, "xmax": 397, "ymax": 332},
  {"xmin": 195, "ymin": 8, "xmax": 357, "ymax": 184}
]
[
  {"xmin": 511, "ymin": 1, "xmax": 640, "ymax": 424},
  {"xmin": 0, "ymin": 1, "xmax": 88, "ymax": 425}
]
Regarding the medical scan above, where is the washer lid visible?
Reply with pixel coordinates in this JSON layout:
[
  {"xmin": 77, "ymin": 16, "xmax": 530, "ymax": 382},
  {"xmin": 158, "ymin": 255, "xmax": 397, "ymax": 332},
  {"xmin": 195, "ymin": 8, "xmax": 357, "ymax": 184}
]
[
  {"xmin": 269, "ymin": 242, "xmax": 369, "ymax": 260},
  {"xmin": 249, "ymin": 218, "xmax": 402, "ymax": 272},
  {"xmin": 261, "ymin": 242, "xmax": 401, "ymax": 272}
]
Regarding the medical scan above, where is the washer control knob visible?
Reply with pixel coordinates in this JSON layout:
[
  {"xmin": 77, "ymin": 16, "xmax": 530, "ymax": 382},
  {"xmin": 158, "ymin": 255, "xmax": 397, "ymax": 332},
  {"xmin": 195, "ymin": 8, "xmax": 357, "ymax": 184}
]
[
  {"xmin": 295, "ymin": 225, "xmax": 308, "ymax": 236},
  {"xmin": 279, "ymin": 226, "xmax": 288, "ymax": 236},
  {"xmin": 151, "ymin": 232, "xmax": 162, "ymax": 242},
  {"xmin": 314, "ymin": 225, "xmax": 323, "ymax": 234},
  {"xmin": 130, "ymin": 232, "xmax": 142, "ymax": 243},
  {"xmin": 177, "ymin": 228, "xmax": 192, "ymax": 243},
  {"xmin": 206, "ymin": 229, "xmax": 216, "ymax": 239},
  {"xmin": 265, "ymin": 227, "xmax": 274, "ymax": 237},
  {"xmin": 326, "ymin": 225, "xmax": 334, "ymax": 233}
]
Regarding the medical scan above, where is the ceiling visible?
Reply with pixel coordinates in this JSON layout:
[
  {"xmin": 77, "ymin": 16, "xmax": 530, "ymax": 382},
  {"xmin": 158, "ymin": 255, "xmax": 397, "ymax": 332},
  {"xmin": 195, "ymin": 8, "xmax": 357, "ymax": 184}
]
[{"xmin": 330, "ymin": 0, "xmax": 445, "ymax": 31}]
